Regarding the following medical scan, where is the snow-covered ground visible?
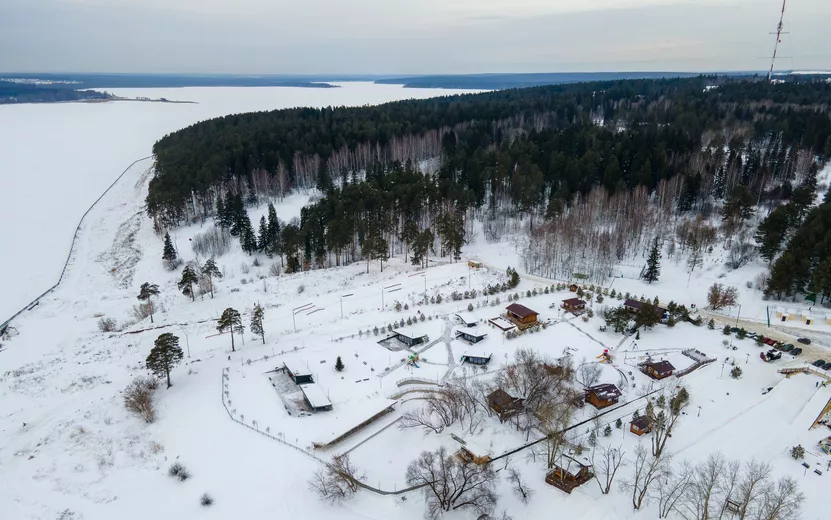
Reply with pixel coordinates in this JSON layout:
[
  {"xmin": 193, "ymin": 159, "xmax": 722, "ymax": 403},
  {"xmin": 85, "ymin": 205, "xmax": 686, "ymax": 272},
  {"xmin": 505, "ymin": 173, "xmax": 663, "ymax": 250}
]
[
  {"xmin": 0, "ymin": 82, "xmax": 482, "ymax": 321},
  {"xmin": 2, "ymin": 148, "xmax": 831, "ymax": 520}
]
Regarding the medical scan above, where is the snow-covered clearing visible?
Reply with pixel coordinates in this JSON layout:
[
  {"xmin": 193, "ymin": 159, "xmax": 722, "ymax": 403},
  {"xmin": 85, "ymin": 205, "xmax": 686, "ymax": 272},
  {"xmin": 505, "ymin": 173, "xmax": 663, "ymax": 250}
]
[
  {"xmin": 0, "ymin": 82, "xmax": 482, "ymax": 321},
  {"xmin": 2, "ymin": 149, "xmax": 831, "ymax": 519}
]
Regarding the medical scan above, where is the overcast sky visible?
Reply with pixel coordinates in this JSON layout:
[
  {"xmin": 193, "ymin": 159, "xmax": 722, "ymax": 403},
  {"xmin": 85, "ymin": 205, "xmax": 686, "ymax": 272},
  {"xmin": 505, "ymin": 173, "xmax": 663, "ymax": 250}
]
[{"xmin": 1, "ymin": 0, "xmax": 829, "ymax": 74}]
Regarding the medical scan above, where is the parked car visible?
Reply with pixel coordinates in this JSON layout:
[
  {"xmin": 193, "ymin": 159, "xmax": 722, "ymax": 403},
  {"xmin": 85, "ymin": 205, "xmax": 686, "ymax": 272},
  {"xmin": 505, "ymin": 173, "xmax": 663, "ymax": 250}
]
[
  {"xmin": 779, "ymin": 344, "xmax": 794, "ymax": 352},
  {"xmin": 797, "ymin": 338, "xmax": 811, "ymax": 345},
  {"xmin": 812, "ymin": 359, "xmax": 826, "ymax": 367},
  {"xmin": 730, "ymin": 327, "xmax": 740, "ymax": 333},
  {"xmin": 764, "ymin": 337, "xmax": 778, "ymax": 347},
  {"xmin": 823, "ymin": 362, "xmax": 831, "ymax": 371},
  {"xmin": 791, "ymin": 348, "xmax": 803, "ymax": 356}
]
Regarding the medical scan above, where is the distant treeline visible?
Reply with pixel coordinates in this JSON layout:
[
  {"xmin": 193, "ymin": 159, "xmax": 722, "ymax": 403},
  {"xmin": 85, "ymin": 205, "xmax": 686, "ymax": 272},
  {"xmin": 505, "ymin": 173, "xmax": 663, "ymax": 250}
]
[
  {"xmin": 0, "ymin": 73, "xmax": 341, "ymax": 90},
  {"xmin": 0, "ymin": 81, "xmax": 111, "ymax": 104},
  {"xmin": 375, "ymin": 71, "xmax": 708, "ymax": 90}
]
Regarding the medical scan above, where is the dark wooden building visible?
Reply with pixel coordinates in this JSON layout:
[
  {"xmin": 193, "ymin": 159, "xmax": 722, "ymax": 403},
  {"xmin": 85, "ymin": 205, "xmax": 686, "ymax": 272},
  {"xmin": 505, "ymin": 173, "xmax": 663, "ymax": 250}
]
[
  {"xmin": 640, "ymin": 360, "xmax": 676, "ymax": 380},
  {"xmin": 545, "ymin": 455, "xmax": 593, "ymax": 494},
  {"xmin": 623, "ymin": 299, "xmax": 668, "ymax": 321},
  {"xmin": 487, "ymin": 389, "xmax": 524, "ymax": 422},
  {"xmin": 392, "ymin": 327, "xmax": 429, "ymax": 347},
  {"xmin": 505, "ymin": 303, "xmax": 539, "ymax": 328},
  {"xmin": 283, "ymin": 360, "xmax": 314, "ymax": 385},
  {"xmin": 455, "ymin": 326, "xmax": 487, "ymax": 344},
  {"xmin": 585, "ymin": 384, "xmax": 622, "ymax": 409},
  {"xmin": 568, "ymin": 284, "xmax": 579, "ymax": 292},
  {"xmin": 561, "ymin": 297, "xmax": 587, "ymax": 313},
  {"xmin": 630, "ymin": 415, "xmax": 652, "ymax": 436},
  {"xmin": 460, "ymin": 345, "xmax": 492, "ymax": 366}
]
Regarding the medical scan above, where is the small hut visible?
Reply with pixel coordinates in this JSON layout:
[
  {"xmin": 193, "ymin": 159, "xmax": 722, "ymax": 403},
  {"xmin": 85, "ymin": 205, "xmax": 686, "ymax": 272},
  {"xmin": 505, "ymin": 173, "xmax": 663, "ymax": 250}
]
[
  {"xmin": 545, "ymin": 455, "xmax": 593, "ymax": 494},
  {"xmin": 283, "ymin": 360, "xmax": 314, "ymax": 385},
  {"xmin": 561, "ymin": 298, "xmax": 587, "ymax": 313},
  {"xmin": 640, "ymin": 360, "xmax": 676, "ymax": 380},
  {"xmin": 460, "ymin": 344, "xmax": 492, "ymax": 366},
  {"xmin": 630, "ymin": 415, "xmax": 652, "ymax": 436},
  {"xmin": 487, "ymin": 389, "xmax": 524, "ymax": 422},
  {"xmin": 449, "ymin": 433, "xmax": 490, "ymax": 465},
  {"xmin": 568, "ymin": 284, "xmax": 579, "ymax": 292},
  {"xmin": 585, "ymin": 384, "xmax": 622, "ymax": 409},
  {"xmin": 455, "ymin": 326, "xmax": 488, "ymax": 344}
]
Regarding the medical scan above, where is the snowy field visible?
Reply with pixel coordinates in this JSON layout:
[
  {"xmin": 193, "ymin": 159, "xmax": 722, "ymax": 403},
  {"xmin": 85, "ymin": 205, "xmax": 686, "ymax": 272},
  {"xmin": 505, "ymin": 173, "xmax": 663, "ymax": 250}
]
[
  {"xmin": 0, "ymin": 82, "xmax": 482, "ymax": 321},
  {"xmin": 2, "ymin": 149, "xmax": 831, "ymax": 520}
]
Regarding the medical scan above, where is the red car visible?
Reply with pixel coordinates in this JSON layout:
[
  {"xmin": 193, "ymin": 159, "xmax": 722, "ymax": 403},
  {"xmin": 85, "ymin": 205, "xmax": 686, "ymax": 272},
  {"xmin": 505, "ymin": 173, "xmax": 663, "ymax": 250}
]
[{"xmin": 764, "ymin": 337, "xmax": 778, "ymax": 347}]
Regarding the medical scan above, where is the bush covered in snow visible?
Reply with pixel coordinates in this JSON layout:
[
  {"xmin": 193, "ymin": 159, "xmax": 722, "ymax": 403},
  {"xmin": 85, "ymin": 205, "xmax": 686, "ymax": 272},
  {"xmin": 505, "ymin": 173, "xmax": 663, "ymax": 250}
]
[{"xmin": 123, "ymin": 376, "xmax": 158, "ymax": 423}]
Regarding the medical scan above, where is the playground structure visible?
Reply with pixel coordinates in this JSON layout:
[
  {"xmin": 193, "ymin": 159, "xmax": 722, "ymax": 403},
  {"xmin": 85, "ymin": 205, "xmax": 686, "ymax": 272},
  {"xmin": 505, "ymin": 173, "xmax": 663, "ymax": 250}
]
[
  {"xmin": 596, "ymin": 349, "xmax": 612, "ymax": 363},
  {"xmin": 407, "ymin": 353, "xmax": 420, "ymax": 368}
]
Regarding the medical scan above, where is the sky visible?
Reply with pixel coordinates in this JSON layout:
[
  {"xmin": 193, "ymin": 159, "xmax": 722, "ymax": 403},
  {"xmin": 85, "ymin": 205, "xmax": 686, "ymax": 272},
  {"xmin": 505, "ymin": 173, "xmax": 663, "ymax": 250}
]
[{"xmin": 1, "ymin": 0, "xmax": 829, "ymax": 74}]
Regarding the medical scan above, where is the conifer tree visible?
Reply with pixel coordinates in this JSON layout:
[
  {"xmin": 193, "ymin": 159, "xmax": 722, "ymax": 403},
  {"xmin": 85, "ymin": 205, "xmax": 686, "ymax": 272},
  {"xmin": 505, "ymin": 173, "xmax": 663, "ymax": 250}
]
[
  {"xmin": 215, "ymin": 194, "xmax": 226, "ymax": 224},
  {"xmin": 643, "ymin": 237, "xmax": 661, "ymax": 283},
  {"xmin": 258, "ymin": 216, "xmax": 269, "ymax": 251},
  {"xmin": 137, "ymin": 282, "xmax": 160, "ymax": 323},
  {"xmin": 241, "ymin": 216, "xmax": 258, "ymax": 255},
  {"xmin": 201, "ymin": 258, "xmax": 221, "ymax": 298},
  {"xmin": 162, "ymin": 232, "xmax": 178, "ymax": 269},
  {"xmin": 177, "ymin": 266, "xmax": 199, "ymax": 301},
  {"xmin": 250, "ymin": 303, "xmax": 265, "ymax": 344},
  {"xmin": 265, "ymin": 203, "xmax": 281, "ymax": 259},
  {"xmin": 335, "ymin": 356, "xmax": 345, "ymax": 372},
  {"xmin": 146, "ymin": 333, "xmax": 182, "ymax": 389},
  {"xmin": 217, "ymin": 307, "xmax": 242, "ymax": 351}
]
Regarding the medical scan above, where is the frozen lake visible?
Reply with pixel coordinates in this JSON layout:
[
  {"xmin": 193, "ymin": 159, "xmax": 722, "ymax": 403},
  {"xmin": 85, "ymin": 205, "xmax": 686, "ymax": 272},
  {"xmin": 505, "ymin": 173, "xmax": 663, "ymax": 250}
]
[{"xmin": 0, "ymin": 83, "xmax": 480, "ymax": 322}]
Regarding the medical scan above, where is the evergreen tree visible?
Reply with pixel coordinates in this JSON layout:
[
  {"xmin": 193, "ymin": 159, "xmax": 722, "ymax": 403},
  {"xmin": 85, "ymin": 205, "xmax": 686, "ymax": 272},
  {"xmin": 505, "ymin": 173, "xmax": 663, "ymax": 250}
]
[
  {"xmin": 146, "ymin": 333, "xmax": 183, "ymax": 389},
  {"xmin": 643, "ymin": 237, "xmax": 661, "ymax": 283},
  {"xmin": 250, "ymin": 303, "xmax": 265, "ymax": 344},
  {"xmin": 755, "ymin": 206, "xmax": 789, "ymax": 265},
  {"xmin": 229, "ymin": 193, "xmax": 246, "ymax": 236},
  {"xmin": 177, "ymin": 265, "xmax": 199, "ymax": 301},
  {"xmin": 215, "ymin": 194, "xmax": 226, "ymax": 225},
  {"xmin": 588, "ymin": 430, "xmax": 597, "ymax": 447},
  {"xmin": 258, "ymin": 216, "xmax": 269, "ymax": 251},
  {"xmin": 201, "ymin": 258, "xmax": 222, "ymax": 298},
  {"xmin": 335, "ymin": 356, "xmax": 345, "ymax": 372},
  {"xmin": 241, "ymin": 216, "xmax": 257, "ymax": 255},
  {"xmin": 218, "ymin": 193, "xmax": 235, "ymax": 230},
  {"xmin": 162, "ymin": 232, "xmax": 178, "ymax": 269},
  {"xmin": 217, "ymin": 308, "xmax": 243, "ymax": 352},
  {"xmin": 635, "ymin": 300, "xmax": 660, "ymax": 329},
  {"xmin": 603, "ymin": 424, "xmax": 612, "ymax": 437},
  {"xmin": 137, "ymin": 282, "xmax": 160, "ymax": 324},
  {"xmin": 265, "ymin": 203, "xmax": 281, "ymax": 258},
  {"xmin": 615, "ymin": 418, "xmax": 623, "ymax": 429},
  {"xmin": 362, "ymin": 228, "xmax": 388, "ymax": 273}
]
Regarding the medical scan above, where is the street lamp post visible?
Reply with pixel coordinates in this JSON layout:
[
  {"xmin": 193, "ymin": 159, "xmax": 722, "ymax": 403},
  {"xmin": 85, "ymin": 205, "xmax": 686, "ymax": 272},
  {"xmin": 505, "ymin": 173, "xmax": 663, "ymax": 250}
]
[
  {"xmin": 735, "ymin": 304, "xmax": 742, "ymax": 328},
  {"xmin": 292, "ymin": 303, "xmax": 314, "ymax": 332},
  {"xmin": 340, "ymin": 293, "xmax": 354, "ymax": 319}
]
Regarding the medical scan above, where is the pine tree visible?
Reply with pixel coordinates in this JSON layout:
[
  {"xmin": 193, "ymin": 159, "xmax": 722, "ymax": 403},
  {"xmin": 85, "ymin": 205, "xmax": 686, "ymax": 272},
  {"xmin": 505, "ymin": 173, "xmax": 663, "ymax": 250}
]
[
  {"xmin": 707, "ymin": 318, "xmax": 715, "ymax": 330},
  {"xmin": 588, "ymin": 430, "xmax": 597, "ymax": 447},
  {"xmin": 615, "ymin": 418, "xmax": 623, "ymax": 429},
  {"xmin": 215, "ymin": 194, "xmax": 226, "ymax": 225},
  {"xmin": 335, "ymin": 356, "xmax": 344, "ymax": 372},
  {"xmin": 146, "ymin": 333, "xmax": 182, "ymax": 389},
  {"xmin": 603, "ymin": 424, "xmax": 612, "ymax": 437},
  {"xmin": 218, "ymin": 193, "xmax": 235, "ymax": 230},
  {"xmin": 162, "ymin": 232, "xmax": 178, "ymax": 269},
  {"xmin": 177, "ymin": 266, "xmax": 199, "ymax": 301},
  {"xmin": 137, "ymin": 282, "xmax": 160, "ymax": 323},
  {"xmin": 643, "ymin": 236, "xmax": 661, "ymax": 283},
  {"xmin": 258, "ymin": 216, "xmax": 269, "ymax": 251},
  {"xmin": 201, "ymin": 258, "xmax": 221, "ymax": 298},
  {"xmin": 265, "ymin": 203, "xmax": 281, "ymax": 259},
  {"xmin": 241, "ymin": 216, "xmax": 257, "ymax": 255},
  {"xmin": 217, "ymin": 308, "xmax": 242, "ymax": 352},
  {"xmin": 250, "ymin": 303, "xmax": 265, "ymax": 344}
]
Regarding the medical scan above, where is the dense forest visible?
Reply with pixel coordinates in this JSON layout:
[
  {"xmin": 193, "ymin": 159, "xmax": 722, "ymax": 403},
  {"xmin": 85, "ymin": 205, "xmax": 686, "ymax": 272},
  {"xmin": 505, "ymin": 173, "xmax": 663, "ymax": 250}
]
[
  {"xmin": 147, "ymin": 76, "xmax": 831, "ymax": 303},
  {"xmin": 0, "ymin": 81, "xmax": 112, "ymax": 104}
]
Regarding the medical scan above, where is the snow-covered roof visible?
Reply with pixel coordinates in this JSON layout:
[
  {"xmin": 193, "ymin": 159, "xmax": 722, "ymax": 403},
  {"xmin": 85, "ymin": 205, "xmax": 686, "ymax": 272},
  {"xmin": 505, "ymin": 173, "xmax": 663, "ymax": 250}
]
[
  {"xmin": 300, "ymin": 384, "xmax": 332, "ymax": 409},
  {"xmin": 454, "ymin": 312, "xmax": 479, "ymax": 326},
  {"xmin": 456, "ymin": 325, "xmax": 487, "ymax": 338},
  {"xmin": 283, "ymin": 359, "xmax": 311, "ymax": 377},
  {"xmin": 393, "ymin": 323, "xmax": 433, "ymax": 340},
  {"xmin": 462, "ymin": 343, "xmax": 492, "ymax": 360},
  {"xmin": 489, "ymin": 317, "xmax": 516, "ymax": 331},
  {"xmin": 448, "ymin": 433, "xmax": 491, "ymax": 457}
]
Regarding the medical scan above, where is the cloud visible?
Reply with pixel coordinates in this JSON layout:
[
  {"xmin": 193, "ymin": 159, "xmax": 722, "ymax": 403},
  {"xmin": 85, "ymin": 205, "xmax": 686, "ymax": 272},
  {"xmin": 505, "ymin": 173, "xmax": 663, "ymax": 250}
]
[{"xmin": 1, "ymin": 0, "xmax": 829, "ymax": 73}]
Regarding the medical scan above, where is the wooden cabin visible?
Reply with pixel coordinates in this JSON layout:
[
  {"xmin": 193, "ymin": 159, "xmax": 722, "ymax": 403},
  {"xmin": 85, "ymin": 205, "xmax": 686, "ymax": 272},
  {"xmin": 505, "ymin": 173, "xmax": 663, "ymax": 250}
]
[
  {"xmin": 630, "ymin": 415, "xmax": 652, "ymax": 436},
  {"xmin": 568, "ymin": 284, "xmax": 579, "ymax": 292},
  {"xmin": 505, "ymin": 303, "xmax": 539, "ymax": 329},
  {"xmin": 640, "ymin": 360, "xmax": 676, "ymax": 380},
  {"xmin": 455, "ymin": 326, "xmax": 487, "ymax": 344},
  {"xmin": 623, "ymin": 299, "xmax": 668, "ymax": 321},
  {"xmin": 283, "ymin": 360, "xmax": 314, "ymax": 385},
  {"xmin": 585, "ymin": 384, "xmax": 622, "ymax": 409},
  {"xmin": 449, "ymin": 433, "xmax": 490, "ymax": 465},
  {"xmin": 487, "ymin": 389, "xmax": 524, "ymax": 422},
  {"xmin": 545, "ymin": 455, "xmax": 593, "ymax": 494},
  {"xmin": 454, "ymin": 313, "xmax": 478, "ymax": 328},
  {"xmin": 561, "ymin": 297, "xmax": 587, "ymax": 313}
]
